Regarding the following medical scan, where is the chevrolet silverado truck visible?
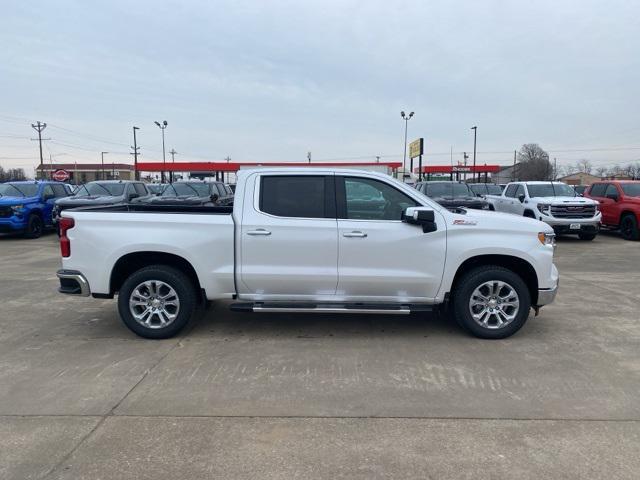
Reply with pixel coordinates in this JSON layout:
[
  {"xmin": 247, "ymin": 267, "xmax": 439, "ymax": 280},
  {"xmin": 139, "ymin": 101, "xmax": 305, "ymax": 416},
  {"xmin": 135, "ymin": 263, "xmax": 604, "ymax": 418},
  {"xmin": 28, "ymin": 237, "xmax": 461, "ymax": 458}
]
[
  {"xmin": 485, "ymin": 181, "xmax": 601, "ymax": 240},
  {"xmin": 585, "ymin": 180, "xmax": 640, "ymax": 240},
  {"xmin": 56, "ymin": 168, "xmax": 559, "ymax": 340}
]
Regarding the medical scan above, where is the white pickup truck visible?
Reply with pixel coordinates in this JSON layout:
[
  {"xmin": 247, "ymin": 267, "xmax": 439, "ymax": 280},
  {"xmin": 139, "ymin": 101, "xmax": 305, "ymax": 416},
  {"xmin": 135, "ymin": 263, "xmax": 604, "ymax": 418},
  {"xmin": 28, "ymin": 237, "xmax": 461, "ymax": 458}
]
[
  {"xmin": 485, "ymin": 181, "xmax": 601, "ymax": 240},
  {"xmin": 57, "ymin": 168, "xmax": 558, "ymax": 340}
]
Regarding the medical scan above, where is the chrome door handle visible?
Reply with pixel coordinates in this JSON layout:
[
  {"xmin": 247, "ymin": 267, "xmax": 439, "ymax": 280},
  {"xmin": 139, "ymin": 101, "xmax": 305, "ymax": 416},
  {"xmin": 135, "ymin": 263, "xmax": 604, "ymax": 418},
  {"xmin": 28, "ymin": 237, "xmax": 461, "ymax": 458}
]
[
  {"xmin": 343, "ymin": 231, "xmax": 367, "ymax": 238},
  {"xmin": 247, "ymin": 229, "xmax": 271, "ymax": 236}
]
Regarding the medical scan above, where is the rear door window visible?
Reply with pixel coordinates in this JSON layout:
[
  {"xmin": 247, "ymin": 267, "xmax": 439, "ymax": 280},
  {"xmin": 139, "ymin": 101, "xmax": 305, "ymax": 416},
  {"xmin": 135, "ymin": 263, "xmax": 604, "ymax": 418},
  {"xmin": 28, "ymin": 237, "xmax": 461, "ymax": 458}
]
[
  {"xmin": 604, "ymin": 184, "xmax": 619, "ymax": 197},
  {"xmin": 260, "ymin": 175, "xmax": 333, "ymax": 218},
  {"xmin": 134, "ymin": 183, "xmax": 147, "ymax": 196}
]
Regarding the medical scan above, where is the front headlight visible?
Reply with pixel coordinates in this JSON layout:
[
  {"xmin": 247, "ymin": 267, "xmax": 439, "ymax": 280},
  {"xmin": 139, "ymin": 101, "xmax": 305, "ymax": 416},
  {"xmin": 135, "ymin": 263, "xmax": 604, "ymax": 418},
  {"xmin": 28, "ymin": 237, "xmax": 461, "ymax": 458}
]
[
  {"xmin": 538, "ymin": 232, "xmax": 556, "ymax": 246},
  {"xmin": 536, "ymin": 203, "xmax": 551, "ymax": 215},
  {"xmin": 10, "ymin": 204, "xmax": 25, "ymax": 215}
]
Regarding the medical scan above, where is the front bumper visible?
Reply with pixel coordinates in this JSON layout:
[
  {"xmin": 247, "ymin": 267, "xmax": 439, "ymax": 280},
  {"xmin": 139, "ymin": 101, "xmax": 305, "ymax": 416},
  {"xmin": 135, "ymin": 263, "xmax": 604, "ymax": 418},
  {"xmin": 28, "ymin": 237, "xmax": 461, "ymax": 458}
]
[
  {"xmin": 0, "ymin": 217, "xmax": 27, "ymax": 233},
  {"xmin": 537, "ymin": 283, "xmax": 558, "ymax": 306},
  {"xmin": 57, "ymin": 270, "xmax": 91, "ymax": 296}
]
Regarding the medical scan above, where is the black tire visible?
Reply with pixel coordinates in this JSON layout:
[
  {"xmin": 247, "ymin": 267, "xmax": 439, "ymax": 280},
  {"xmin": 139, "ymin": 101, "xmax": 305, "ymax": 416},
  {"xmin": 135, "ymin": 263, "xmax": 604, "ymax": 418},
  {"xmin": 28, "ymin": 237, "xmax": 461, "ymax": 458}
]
[
  {"xmin": 620, "ymin": 214, "xmax": 639, "ymax": 241},
  {"xmin": 578, "ymin": 232, "xmax": 596, "ymax": 241},
  {"xmin": 24, "ymin": 213, "xmax": 43, "ymax": 239},
  {"xmin": 523, "ymin": 210, "xmax": 535, "ymax": 218},
  {"xmin": 117, "ymin": 265, "xmax": 197, "ymax": 339},
  {"xmin": 451, "ymin": 266, "xmax": 531, "ymax": 339}
]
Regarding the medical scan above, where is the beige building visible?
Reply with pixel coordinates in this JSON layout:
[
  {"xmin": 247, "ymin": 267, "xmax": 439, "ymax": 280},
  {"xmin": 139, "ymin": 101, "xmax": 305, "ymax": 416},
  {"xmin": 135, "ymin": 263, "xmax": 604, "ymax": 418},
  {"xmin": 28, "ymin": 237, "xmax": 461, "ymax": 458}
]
[
  {"xmin": 36, "ymin": 163, "xmax": 135, "ymax": 183},
  {"xmin": 557, "ymin": 172, "xmax": 601, "ymax": 186}
]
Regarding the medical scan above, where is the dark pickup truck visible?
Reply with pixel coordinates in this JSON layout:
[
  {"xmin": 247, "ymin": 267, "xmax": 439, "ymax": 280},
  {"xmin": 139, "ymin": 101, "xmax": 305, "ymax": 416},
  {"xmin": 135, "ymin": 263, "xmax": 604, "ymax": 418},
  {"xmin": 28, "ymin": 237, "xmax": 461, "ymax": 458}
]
[{"xmin": 416, "ymin": 181, "xmax": 490, "ymax": 211}]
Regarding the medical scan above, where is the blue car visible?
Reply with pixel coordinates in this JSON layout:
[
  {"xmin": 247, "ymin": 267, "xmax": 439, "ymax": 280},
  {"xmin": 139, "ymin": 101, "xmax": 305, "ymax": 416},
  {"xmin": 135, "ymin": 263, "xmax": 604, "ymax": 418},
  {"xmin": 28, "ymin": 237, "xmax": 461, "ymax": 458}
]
[{"xmin": 0, "ymin": 181, "xmax": 72, "ymax": 238}]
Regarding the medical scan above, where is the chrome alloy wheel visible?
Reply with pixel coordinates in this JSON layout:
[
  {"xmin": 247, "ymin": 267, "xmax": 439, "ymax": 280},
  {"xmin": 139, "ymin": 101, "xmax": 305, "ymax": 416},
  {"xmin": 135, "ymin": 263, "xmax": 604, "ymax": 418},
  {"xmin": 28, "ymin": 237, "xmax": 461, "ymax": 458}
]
[
  {"xmin": 468, "ymin": 280, "xmax": 520, "ymax": 330},
  {"xmin": 129, "ymin": 280, "xmax": 180, "ymax": 329}
]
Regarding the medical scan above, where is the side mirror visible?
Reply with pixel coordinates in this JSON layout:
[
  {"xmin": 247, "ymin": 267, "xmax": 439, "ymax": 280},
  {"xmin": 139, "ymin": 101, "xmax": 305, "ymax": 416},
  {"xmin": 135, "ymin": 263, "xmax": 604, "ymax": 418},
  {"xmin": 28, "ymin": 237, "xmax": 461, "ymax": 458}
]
[
  {"xmin": 518, "ymin": 194, "xmax": 525, "ymax": 203},
  {"xmin": 605, "ymin": 193, "xmax": 618, "ymax": 202},
  {"xmin": 210, "ymin": 193, "xmax": 219, "ymax": 203},
  {"xmin": 403, "ymin": 207, "xmax": 437, "ymax": 233}
]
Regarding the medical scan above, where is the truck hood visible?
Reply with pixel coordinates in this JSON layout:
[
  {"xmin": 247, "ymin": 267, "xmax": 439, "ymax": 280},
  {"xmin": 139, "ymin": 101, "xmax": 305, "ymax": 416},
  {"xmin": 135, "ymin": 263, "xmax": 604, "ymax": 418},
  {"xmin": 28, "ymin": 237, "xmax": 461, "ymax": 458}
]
[
  {"xmin": 452, "ymin": 208, "xmax": 552, "ymax": 233},
  {"xmin": 533, "ymin": 196, "xmax": 597, "ymax": 205},
  {"xmin": 0, "ymin": 195, "xmax": 39, "ymax": 206},
  {"xmin": 56, "ymin": 196, "xmax": 123, "ymax": 206}
]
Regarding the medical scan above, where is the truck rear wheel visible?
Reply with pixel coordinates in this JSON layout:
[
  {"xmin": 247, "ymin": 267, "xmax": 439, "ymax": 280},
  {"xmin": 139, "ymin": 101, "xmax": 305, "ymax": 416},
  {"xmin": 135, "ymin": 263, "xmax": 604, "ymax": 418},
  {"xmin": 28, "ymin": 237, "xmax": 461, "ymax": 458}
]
[
  {"xmin": 620, "ymin": 214, "xmax": 639, "ymax": 241},
  {"xmin": 451, "ymin": 266, "xmax": 531, "ymax": 339},
  {"xmin": 117, "ymin": 265, "xmax": 197, "ymax": 339}
]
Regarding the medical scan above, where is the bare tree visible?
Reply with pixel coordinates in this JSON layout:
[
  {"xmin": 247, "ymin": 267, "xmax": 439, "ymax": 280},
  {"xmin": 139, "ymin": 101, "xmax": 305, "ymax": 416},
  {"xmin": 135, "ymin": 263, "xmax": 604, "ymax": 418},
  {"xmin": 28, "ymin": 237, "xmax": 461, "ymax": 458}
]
[
  {"xmin": 0, "ymin": 166, "xmax": 27, "ymax": 182},
  {"xmin": 575, "ymin": 159, "xmax": 592, "ymax": 174},
  {"xmin": 623, "ymin": 162, "xmax": 640, "ymax": 180},
  {"xmin": 595, "ymin": 166, "xmax": 608, "ymax": 178},
  {"xmin": 560, "ymin": 164, "xmax": 577, "ymax": 177},
  {"xmin": 517, "ymin": 144, "xmax": 553, "ymax": 181}
]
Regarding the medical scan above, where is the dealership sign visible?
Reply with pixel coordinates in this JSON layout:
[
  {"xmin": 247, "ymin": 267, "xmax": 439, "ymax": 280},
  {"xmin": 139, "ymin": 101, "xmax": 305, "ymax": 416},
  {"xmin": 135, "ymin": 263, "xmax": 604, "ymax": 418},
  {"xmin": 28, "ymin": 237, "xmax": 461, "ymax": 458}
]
[
  {"xmin": 52, "ymin": 169, "xmax": 70, "ymax": 182},
  {"xmin": 409, "ymin": 138, "xmax": 424, "ymax": 159}
]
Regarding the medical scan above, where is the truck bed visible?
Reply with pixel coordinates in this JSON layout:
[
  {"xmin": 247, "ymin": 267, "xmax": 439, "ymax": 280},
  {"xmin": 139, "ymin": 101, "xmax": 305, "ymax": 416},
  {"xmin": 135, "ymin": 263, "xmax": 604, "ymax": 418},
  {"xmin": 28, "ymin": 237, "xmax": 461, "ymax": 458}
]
[{"xmin": 66, "ymin": 203, "xmax": 234, "ymax": 215}]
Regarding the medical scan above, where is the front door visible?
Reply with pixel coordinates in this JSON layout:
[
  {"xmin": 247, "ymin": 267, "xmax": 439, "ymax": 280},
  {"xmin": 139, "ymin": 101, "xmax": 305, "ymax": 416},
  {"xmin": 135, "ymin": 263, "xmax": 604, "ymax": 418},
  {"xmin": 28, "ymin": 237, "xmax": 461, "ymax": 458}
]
[
  {"xmin": 239, "ymin": 173, "xmax": 338, "ymax": 298},
  {"xmin": 336, "ymin": 175, "xmax": 446, "ymax": 302}
]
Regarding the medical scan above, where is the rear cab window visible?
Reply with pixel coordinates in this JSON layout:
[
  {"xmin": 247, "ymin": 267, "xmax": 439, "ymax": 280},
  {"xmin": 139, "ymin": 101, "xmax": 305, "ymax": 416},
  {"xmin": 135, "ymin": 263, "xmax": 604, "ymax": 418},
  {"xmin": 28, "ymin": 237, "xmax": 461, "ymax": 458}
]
[{"xmin": 259, "ymin": 175, "xmax": 335, "ymax": 218}]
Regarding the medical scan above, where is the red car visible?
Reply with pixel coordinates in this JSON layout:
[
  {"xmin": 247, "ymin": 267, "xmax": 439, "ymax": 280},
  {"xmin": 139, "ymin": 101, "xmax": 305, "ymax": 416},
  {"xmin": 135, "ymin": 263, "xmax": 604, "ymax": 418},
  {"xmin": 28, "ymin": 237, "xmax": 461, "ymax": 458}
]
[{"xmin": 585, "ymin": 180, "xmax": 640, "ymax": 240}]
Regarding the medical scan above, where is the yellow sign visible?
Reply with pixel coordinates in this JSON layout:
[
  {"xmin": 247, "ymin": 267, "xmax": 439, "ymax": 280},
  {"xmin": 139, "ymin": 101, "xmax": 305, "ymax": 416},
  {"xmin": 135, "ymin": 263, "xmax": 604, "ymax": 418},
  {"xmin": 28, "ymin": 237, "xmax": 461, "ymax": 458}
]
[{"xmin": 409, "ymin": 138, "xmax": 424, "ymax": 158}]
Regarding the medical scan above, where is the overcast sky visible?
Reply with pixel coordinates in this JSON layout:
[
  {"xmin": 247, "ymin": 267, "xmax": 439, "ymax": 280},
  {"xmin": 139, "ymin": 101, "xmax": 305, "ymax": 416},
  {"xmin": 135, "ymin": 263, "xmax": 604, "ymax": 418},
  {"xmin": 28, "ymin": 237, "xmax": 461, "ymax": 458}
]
[{"xmin": 1, "ymin": 0, "xmax": 639, "ymax": 174}]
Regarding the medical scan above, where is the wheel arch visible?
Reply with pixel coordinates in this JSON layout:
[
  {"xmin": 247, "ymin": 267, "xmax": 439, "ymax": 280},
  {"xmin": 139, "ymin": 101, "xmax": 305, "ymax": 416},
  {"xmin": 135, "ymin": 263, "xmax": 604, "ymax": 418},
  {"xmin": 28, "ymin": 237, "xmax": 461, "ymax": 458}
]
[
  {"xmin": 620, "ymin": 209, "xmax": 639, "ymax": 224},
  {"xmin": 110, "ymin": 251, "xmax": 203, "ymax": 297},
  {"xmin": 449, "ymin": 254, "xmax": 539, "ymax": 305}
]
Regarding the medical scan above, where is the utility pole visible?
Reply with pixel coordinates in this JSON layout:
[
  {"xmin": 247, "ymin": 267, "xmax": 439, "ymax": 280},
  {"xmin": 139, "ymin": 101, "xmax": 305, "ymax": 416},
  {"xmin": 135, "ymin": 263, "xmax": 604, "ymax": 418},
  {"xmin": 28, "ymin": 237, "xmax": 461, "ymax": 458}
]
[
  {"xmin": 154, "ymin": 121, "xmax": 168, "ymax": 183},
  {"xmin": 131, "ymin": 126, "xmax": 140, "ymax": 180},
  {"xmin": 554, "ymin": 157, "xmax": 557, "ymax": 180},
  {"xmin": 513, "ymin": 150, "xmax": 517, "ymax": 182},
  {"xmin": 100, "ymin": 152, "xmax": 108, "ymax": 180},
  {"xmin": 376, "ymin": 156, "xmax": 380, "ymax": 163},
  {"xmin": 470, "ymin": 126, "xmax": 477, "ymax": 183},
  {"xmin": 463, "ymin": 152, "xmax": 469, "ymax": 182},
  {"xmin": 224, "ymin": 156, "xmax": 231, "ymax": 183},
  {"xmin": 31, "ymin": 121, "xmax": 48, "ymax": 179},
  {"xmin": 307, "ymin": 151, "xmax": 312, "ymax": 163},
  {"xmin": 401, "ymin": 111, "xmax": 414, "ymax": 175},
  {"xmin": 169, "ymin": 149, "xmax": 177, "ymax": 182}
]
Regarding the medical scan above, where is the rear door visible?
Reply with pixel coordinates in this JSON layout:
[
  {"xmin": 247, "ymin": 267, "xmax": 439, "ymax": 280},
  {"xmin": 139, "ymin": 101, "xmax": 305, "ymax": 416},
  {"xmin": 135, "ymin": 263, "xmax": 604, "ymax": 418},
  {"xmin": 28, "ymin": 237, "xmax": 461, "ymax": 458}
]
[
  {"xmin": 336, "ymin": 175, "xmax": 446, "ymax": 301},
  {"xmin": 239, "ymin": 173, "xmax": 338, "ymax": 297},
  {"xmin": 502, "ymin": 184, "xmax": 518, "ymax": 213}
]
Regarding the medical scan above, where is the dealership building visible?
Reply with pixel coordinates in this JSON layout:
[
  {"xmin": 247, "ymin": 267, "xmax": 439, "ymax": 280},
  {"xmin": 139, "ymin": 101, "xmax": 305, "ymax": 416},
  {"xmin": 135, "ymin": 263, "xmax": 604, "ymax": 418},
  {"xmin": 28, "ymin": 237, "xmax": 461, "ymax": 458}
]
[{"xmin": 36, "ymin": 163, "xmax": 136, "ymax": 183}]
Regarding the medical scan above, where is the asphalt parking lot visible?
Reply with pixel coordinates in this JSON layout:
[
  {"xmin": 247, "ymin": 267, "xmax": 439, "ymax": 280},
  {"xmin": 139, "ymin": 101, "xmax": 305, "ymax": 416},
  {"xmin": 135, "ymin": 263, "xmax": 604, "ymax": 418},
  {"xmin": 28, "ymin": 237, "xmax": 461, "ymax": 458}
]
[{"xmin": 1, "ymin": 232, "xmax": 639, "ymax": 479}]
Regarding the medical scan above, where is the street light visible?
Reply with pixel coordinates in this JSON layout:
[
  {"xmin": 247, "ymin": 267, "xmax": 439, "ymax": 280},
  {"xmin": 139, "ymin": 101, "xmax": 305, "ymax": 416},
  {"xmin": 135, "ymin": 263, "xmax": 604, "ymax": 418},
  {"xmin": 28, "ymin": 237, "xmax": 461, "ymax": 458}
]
[
  {"xmin": 471, "ymin": 126, "xmax": 477, "ymax": 183},
  {"xmin": 154, "ymin": 120, "xmax": 168, "ymax": 182},
  {"xmin": 401, "ymin": 111, "xmax": 414, "ymax": 175},
  {"xmin": 100, "ymin": 152, "xmax": 108, "ymax": 180}
]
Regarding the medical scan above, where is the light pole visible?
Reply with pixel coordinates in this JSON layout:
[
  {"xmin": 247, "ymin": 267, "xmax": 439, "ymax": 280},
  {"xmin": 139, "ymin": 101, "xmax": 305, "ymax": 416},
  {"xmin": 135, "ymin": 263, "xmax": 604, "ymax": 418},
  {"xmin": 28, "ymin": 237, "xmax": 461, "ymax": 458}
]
[
  {"xmin": 471, "ymin": 126, "xmax": 477, "ymax": 183},
  {"xmin": 100, "ymin": 152, "xmax": 108, "ymax": 180},
  {"xmin": 154, "ymin": 120, "xmax": 168, "ymax": 183},
  {"xmin": 401, "ymin": 111, "xmax": 414, "ymax": 175},
  {"xmin": 132, "ymin": 126, "xmax": 140, "ymax": 181}
]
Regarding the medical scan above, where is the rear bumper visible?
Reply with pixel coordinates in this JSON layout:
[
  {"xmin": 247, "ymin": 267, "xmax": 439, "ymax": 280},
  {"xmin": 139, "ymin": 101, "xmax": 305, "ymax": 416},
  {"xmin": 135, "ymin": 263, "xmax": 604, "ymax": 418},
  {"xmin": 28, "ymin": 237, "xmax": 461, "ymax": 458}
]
[{"xmin": 56, "ymin": 270, "xmax": 91, "ymax": 296}]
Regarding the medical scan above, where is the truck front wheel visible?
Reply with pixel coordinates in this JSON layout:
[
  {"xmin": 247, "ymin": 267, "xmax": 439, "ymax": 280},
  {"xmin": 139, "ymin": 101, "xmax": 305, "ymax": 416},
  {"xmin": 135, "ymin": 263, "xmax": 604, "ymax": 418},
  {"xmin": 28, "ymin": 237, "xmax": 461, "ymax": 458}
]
[
  {"xmin": 24, "ymin": 213, "xmax": 43, "ymax": 239},
  {"xmin": 451, "ymin": 266, "xmax": 531, "ymax": 339},
  {"xmin": 117, "ymin": 265, "xmax": 197, "ymax": 339},
  {"xmin": 620, "ymin": 214, "xmax": 639, "ymax": 241}
]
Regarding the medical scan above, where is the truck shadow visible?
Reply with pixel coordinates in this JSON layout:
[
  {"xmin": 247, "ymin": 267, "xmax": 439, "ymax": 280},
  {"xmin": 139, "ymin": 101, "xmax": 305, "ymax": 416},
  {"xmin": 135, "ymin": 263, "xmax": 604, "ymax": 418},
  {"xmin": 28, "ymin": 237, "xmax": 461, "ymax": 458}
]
[{"xmin": 188, "ymin": 304, "xmax": 467, "ymax": 340}]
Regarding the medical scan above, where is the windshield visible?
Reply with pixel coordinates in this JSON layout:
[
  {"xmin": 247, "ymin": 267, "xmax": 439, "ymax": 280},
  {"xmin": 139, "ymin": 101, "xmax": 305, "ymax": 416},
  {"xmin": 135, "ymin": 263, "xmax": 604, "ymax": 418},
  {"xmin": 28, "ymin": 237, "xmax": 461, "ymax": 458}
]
[
  {"xmin": 0, "ymin": 183, "xmax": 38, "ymax": 197},
  {"xmin": 76, "ymin": 182, "xmax": 125, "ymax": 196},
  {"xmin": 527, "ymin": 183, "xmax": 575, "ymax": 198},
  {"xmin": 162, "ymin": 183, "xmax": 211, "ymax": 197},
  {"xmin": 621, "ymin": 184, "xmax": 640, "ymax": 197},
  {"xmin": 423, "ymin": 183, "xmax": 471, "ymax": 198}
]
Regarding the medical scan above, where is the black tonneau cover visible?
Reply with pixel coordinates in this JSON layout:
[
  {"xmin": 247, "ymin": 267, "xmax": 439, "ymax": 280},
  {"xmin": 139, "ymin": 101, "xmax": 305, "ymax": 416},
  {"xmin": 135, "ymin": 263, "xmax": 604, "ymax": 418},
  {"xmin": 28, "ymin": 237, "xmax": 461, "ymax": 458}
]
[{"xmin": 66, "ymin": 203, "xmax": 233, "ymax": 215}]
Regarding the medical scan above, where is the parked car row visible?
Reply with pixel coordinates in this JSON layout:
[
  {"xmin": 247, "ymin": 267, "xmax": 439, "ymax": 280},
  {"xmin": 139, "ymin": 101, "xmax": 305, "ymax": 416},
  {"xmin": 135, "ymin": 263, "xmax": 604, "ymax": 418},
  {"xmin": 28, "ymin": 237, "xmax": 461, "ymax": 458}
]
[
  {"xmin": 414, "ymin": 179, "xmax": 640, "ymax": 242},
  {"xmin": 0, "ymin": 179, "xmax": 235, "ymax": 239}
]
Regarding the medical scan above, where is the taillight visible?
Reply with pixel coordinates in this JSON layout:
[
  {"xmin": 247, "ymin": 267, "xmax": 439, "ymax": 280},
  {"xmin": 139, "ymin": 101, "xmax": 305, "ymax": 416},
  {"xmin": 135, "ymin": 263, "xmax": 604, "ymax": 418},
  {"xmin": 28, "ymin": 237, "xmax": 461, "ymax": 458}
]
[{"xmin": 59, "ymin": 217, "xmax": 75, "ymax": 258}]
